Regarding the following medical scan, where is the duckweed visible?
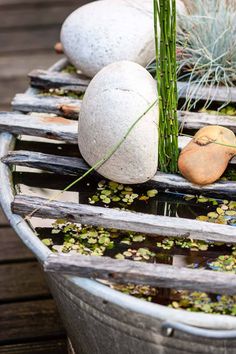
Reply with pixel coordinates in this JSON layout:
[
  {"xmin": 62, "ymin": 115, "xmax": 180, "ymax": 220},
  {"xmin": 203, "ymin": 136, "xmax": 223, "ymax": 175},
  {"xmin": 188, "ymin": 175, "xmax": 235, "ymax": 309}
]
[
  {"xmin": 156, "ymin": 237, "xmax": 211, "ymax": 251},
  {"xmin": 196, "ymin": 200, "xmax": 236, "ymax": 225},
  {"xmin": 111, "ymin": 284, "xmax": 158, "ymax": 302},
  {"xmin": 88, "ymin": 180, "xmax": 158, "ymax": 207},
  {"xmin": 209, "ymin": 252, "xmax": 236, "ymax": 273},
  {"xmin": 44, "ymin": 187, "xmax": 236, "ymax": 316},
  {"xmin": 170, "ymin": 291, "xmax": 236, "ymax": 316},
  {"xmin": 62, "ymin": 64, "xmax": 77, "ymax": 74}
]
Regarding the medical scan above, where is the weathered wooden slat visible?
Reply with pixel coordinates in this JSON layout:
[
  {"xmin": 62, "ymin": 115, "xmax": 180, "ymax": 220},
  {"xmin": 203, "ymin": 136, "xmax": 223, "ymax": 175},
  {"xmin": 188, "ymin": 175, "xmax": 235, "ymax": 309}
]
[
  {"xmin": 27, "ymin": 68, "xmax": 236, "ymax": 103},
  {"xmin": 45, "ymin": 253, "xmax": 236, "ymax": 296},
  {"xmin": 178, "ymin": 81, "xmax": 236, "ymax": 104},
  {"xmin": 3, "ymin": 150, "xmax": 236, "ymax": 197},
  {"xmin": 2, "ymin": 150, "xmax": 88, "ymax": 175},
  {"xmin": 0, "ymin": 5, "xmax": 77, "ymax": 29},
  {"xmin": 178, "ymin": 110, "xmax": 236, "ymax": 133},
  {"xmin": 0, "ymin": 339, "xmax": 67, "ymax": 354},
  {"xmin": 29, "ymin": 69, "xmax": 90, "ymax": 92},
  {"xmin": 0, "ymin": 208, "xmax": 8, "ymax": 225},
  {"xmin": 0, "ymin": 78, "xmax": 29, "ymax": 108},
  {"xmin": 0, "ymin": 104, "xmax": 11, "ymax": 111},
  {"xmin": 0, "ymin": 0, "xmax": 89, "ymax": 7},
  {"xmin": 149, "ymin": 171, "xmax": 236, "ymax": 197},
  {"xmin": 0, "ymin": 261, "xmax": 50, "ymax": 301},
  {"xmin": 0, "ymin": 28, "xmax": 60, "ymax": 54},
  {"xmin": 0, "ymin": 299, "xmax": 65, "ymax": 343},
  {"xmin": 12, "ymin": 93, "xmax": 236, "ymax": 131},
  {"xmin": 0, "ymin": 54, "xmax": 58, "ymax": 109},
  {"xmin": 0, "ymin": 53, "xmax": 58, "ymax": 80},
  {"xmin": 12, "ymin": 194, "xmax": 236, "ymax": 243},
  {"xmin": 12, "ymin": 93, "xmax": 82, "ymax": 119},
  {"xmin": 1, "ymin": 112, "xmax": 236, "ymax": 159},
  {"xmin": 0, "ymin": 112, "xmax": 77, "ymax": 143},
  {"xmin": 0, "ymin": 227, "xmax": 34, "ymax": 262}
]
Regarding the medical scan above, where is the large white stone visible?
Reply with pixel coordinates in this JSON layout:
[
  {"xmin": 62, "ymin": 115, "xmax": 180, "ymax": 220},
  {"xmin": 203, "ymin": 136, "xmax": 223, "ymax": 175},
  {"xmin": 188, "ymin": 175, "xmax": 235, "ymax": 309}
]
[
  {"xmin": 61, "ymin": 0, "xmax": 154, "ymax": 78},
  {"xmin": 78, "ymin": 61, "xmax": 158, "ymax": 184},
  {"xmin": 61, "ymin": 0, "xmax": 187, "ymax": 78}
]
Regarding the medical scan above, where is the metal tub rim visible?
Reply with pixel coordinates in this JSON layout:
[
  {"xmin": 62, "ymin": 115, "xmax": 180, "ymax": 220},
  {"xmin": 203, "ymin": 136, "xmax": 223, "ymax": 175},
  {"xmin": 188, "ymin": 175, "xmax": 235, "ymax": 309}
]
[
  {"xmin": 1, "ymin": 132, "xmax": 236, "ymax": 334},
  {"xmin": 1, "ymin": 58, "xmax": 236, "ymax": 338}
]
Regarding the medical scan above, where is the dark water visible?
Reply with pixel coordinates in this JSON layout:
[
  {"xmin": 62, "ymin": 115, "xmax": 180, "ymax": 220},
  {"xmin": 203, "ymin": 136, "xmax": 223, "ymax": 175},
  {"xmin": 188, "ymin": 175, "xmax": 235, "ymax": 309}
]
[{"xmin": 13, "ymin": 137, "xmax": 236, "ymax": 308}]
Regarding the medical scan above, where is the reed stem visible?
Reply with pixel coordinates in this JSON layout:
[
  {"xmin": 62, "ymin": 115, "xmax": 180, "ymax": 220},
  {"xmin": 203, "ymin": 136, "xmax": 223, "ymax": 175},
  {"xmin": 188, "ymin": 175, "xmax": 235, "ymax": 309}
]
[{"xmin": 154, "ymin": 0, "xmax": 179, "ymax": 173}]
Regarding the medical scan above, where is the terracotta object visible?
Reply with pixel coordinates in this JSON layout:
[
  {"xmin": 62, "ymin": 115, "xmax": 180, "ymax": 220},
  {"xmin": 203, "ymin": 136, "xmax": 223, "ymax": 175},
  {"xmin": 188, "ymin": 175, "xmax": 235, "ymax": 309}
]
[
  {"xmin": 54, "ymin": 42, "xmax": 63, "ymax": 54},
  {"xmin": 178, "ymin": 125, "xmax": 236, "ymax": 185}
]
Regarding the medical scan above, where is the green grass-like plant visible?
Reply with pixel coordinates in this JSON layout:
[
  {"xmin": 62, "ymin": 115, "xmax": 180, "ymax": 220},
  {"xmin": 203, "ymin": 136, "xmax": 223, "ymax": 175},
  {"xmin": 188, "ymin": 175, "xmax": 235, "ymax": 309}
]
[
  {"xmin": 154, "ymin": 0, "xmax": 179, "ymax": 173},
  {"xmin": 178, "ymin": 0, "xmax": 236, "ymax": 109},
  {"xmin": 148, "ymin": 0, "xmax": 236, "ymax": 109}
]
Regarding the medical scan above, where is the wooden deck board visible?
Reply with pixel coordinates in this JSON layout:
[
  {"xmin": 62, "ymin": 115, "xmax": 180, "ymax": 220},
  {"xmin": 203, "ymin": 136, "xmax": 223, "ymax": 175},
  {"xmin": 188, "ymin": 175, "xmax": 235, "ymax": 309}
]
[
  {"xmin": 0, "ymin": 28, "xmax": 60, "ymax": 55},
  {"xmin": 0, "ymin": 0, "xmax": 91, "ymax": 350},
  {"xmin": 0, "ymin": 340, "xmax": 67, "ymax": 354},
  {"xmin": 0, "ymin": 209, "xmax": 8, "ymax": 226},
  {"xmin": 0, "ymin": 224, "xmax": 67, "ymax": 352},
  {"xmin": 0, "ymin": 261, "xmax": 50, "ymax": 302},
  {"xmin": 0, "ymin": 299, "xmax": 66, "ymax": 343},
  {"xmin": 0, "ymin": 227, "xmax": 34, "ymax": 262},
  {"xmin": 0, "ymin": 53, "xmax": 58, "ymax": 80},
  {"xmin": 0, "ymin": 5, "xmax": 78, "ymax": 29}
]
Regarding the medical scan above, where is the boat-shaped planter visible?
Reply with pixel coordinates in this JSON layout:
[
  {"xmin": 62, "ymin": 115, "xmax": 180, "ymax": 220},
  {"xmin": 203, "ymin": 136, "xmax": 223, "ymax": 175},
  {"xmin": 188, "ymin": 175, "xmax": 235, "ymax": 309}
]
[{"xmin": 1, "ymin": 59, "xmax": 236, "ymax": 353}]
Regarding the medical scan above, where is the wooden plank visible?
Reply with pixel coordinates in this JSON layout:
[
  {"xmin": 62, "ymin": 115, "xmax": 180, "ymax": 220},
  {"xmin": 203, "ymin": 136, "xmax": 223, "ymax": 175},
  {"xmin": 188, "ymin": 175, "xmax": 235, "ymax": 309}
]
[
  {"xmin": 0, "ymin": 227, "xmax": 34, "ymax": 262},
  {"xmin": 0, "ymin": 208, "xmax": 8, "ymax": 225},
  {"xmin": 178, "ymin": 110, "xmax": 236, "ymax": 133},
  {"xmin": 0, "ymin": 299, "xmax": 65, "ymax": 343},
  {"xmin": 3, "ymin": 150, "xmax": 236, "ymax": 197},
  {"xmin": 12, "ymin": 94, "xmax": 82, "ymax": 119},
  {"xmin": 0, "ymin": 112, "xmax": 77, "ymax": 143},
  {"xmin": 0, "ymin": 261, "xmax": 50, "ymax": 301},
  {"xmin": 12, "ymin": 194, "xmax": 236, "ymax": 243},
  {"xmin": 149, "ymin": 171, "xmax": 236, "ymax": 197},
  {"xmin": 0, "ymin": 53, "xmax": 58, "ymax": 80},
  {"xmin": 178, "ymin": 81, "xmax": 236, "ymax": 104},
  {"xmin": 0, "ymin": 339, "xmax": 67, "ymax": 354},
  {"xmin": 0, "ymin": 78, "xmax": 29, "ymax": 108},
  {"xmin": 0, "ymin": 5, "xmax": 77, "ymax": 29},
  {"xmin": 0, "ymin": 104, "xmax": 11, "ymax": 111},
  {"xmin": 12, "ymin": 93, "xmax": 236, "ymax": 132},
  {"xmin": 29, "ymin": 69, "xmax": 90, "ymax": 92},
  {"xmin": 27, "ymin": 69, "xmax": 236, "ymax": 104},
  {"xmin": 2, "ymin": 112, "xmax": 236, "ymax": 155},
  {"xmin": 2, "ymin": 151, "xmax": 89, "ymax": 176},
  {"xmin": 0, "ymin": 0, "xmax": 90, "ymax": 8},
  {"xmin": 45, "ymin": 253, "xmax": 236, "ymax": 296},
  {"xmin": 0, "ymin": 54, "xmax": 58, "ymax": 108},
  {"xmin": 0, "ymin": 28, "xmax": 59, "ymax": 54}
]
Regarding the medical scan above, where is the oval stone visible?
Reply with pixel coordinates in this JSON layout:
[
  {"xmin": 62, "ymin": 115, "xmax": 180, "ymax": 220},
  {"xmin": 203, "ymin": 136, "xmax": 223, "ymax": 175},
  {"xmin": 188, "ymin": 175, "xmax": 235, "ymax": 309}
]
[
  {"xmin": 78, "ymin": 61, "xmax": 158, "ymax": 184},
  {"xmin": 61, "ymin": 0, "xmax": 187, "ymax": 78},
  {"xmin": 61, "ymin": 0, "xmax": 154, "ymax": 78}
]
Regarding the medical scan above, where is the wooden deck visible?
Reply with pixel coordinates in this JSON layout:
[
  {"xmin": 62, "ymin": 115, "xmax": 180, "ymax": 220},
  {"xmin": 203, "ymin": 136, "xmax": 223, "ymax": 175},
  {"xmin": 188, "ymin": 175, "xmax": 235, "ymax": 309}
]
[
  {"xmin": 0, "ymin": 0, "xmax": 90, "ymax": 110},
  {"xmin": 0, "ymin": 208, "xmax": 68, "ymax": 353},
  {"xmin": 0, "ymin": 0, "xmax": 90, "ymax": 352}
]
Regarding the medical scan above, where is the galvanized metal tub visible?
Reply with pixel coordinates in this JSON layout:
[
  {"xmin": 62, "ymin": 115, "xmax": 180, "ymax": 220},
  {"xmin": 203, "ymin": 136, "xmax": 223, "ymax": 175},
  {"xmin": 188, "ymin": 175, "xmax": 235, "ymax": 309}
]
[{"xmin": 1, "ymin": 60, "xmax": 236, "ymax": 353}]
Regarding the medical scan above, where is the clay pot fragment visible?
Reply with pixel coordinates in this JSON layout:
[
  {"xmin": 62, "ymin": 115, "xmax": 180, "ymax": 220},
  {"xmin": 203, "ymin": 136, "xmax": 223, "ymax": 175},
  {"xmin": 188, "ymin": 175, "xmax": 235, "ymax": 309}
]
[{"xmin": 178, "ymin": 126, "xmax": 236, "ymax": 185}]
